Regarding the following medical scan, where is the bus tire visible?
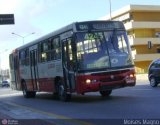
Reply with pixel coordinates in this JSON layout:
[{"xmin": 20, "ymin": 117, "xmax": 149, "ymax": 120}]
[
  {"xmin": 29, "ymin": 91, "xmax": 36, "ymax": 98},
  {"xmin": 58, "ymin": 83, "xmax": 71, "ymax": 102},
  {"xmin": 99, "ymin": 90, "xmax": 112, "ymax": 97}
]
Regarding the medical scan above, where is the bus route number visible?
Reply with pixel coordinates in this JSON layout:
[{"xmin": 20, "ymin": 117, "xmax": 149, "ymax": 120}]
[{"xmin": 79, "ymin": 24, "xmax": 88, "ymax": 30}]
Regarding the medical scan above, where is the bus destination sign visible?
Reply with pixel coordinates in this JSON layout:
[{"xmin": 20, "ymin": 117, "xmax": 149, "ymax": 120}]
[{"xmin": 76, "ymin": 21, "xmax": 124, "ymax": 31}]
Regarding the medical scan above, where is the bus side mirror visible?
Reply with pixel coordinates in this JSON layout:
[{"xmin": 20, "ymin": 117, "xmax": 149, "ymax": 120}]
[{"xmin": 148, "ymin": 41, "xmax": 152, "ymax": 49}]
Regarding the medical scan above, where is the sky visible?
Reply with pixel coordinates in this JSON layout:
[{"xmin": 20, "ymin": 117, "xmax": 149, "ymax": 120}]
[{"xmin": 0, "ymin": 0, "xmax": 159, "ymax": 69}]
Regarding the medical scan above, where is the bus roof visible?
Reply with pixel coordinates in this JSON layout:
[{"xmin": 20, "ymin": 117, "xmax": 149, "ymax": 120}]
[
  {"xmin": 16, "ymin": 22, "xmax": 76, "ymax": 51},
  {"xmin": 14, "ymin": 20, "xmax": 124, "ymax": 51}
]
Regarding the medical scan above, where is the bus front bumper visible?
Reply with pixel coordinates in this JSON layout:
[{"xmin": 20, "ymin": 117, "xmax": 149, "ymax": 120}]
[{"xmin": 77, "ymin": 77, "xmax": 136, "ymax": 94}]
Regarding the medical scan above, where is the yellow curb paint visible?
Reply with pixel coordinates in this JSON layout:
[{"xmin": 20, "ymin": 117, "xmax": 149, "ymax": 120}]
[{"xmin": 8, "ymin": 102, "xmax": 93, "ymax": 125}]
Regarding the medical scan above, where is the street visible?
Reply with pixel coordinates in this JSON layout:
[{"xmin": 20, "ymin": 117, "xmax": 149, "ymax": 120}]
[
  {"xmin": 0, "ymin": 77, "xmax": 160, "ymax": 125},
  {"xmin": 0, "ymin": 1, "xmax": 160, "ymax": 125}
]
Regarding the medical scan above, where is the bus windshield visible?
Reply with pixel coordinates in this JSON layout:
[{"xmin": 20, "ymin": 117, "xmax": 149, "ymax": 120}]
[{"xmin": 76, "ymin": 31, "xmax": 134, "ymax": 70}]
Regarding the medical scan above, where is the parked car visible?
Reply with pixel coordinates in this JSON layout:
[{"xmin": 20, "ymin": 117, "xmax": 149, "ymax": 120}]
[
  {"xmin": 2, "ymin": 80, "xmax": 10, "ymax": 87},
  {"xmin": 148, "ymin": 58, "xmax": 160, "ymax": 87}
]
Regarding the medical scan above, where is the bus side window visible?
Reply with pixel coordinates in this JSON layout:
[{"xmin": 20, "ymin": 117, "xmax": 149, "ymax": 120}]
[
  {"xmin": 41, "ymin": 42, "xmax": 48, "ymax": 62},
  {"xmin": 51, "ymin": 37, "xmax": 61, "ymax": 60},
  {"xmin": 19, "ymin": 49, "xmax": 29, "ymax": 66},
  {"xmin": 40, "ymin": 40, "xmax": 51, "ymax": 62},
  {"xmin": 38, "ymin": 43, "xmax": 42, "ymax": 62},
  {"xmin": 41, "ymin": 52, "xmax": 47, "ymax": 62}
]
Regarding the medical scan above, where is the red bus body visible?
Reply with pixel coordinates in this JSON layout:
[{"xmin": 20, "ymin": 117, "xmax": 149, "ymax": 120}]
[
  {"xmin": 76, "ymin": 69, "xmax": 135, "ymax": 94},
  {"xmin": 9, "ymin": 21, "xmax": 136, "ymax": 101}
]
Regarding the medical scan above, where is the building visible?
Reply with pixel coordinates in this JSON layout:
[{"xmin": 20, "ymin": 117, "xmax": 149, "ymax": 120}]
[
  {"xmin": 103, "ymin": 5, "xmax": 160, "ymax": 73},
  {"xmin": 0, "ymin": 69, "xmax": 9, "ymax": 82}
]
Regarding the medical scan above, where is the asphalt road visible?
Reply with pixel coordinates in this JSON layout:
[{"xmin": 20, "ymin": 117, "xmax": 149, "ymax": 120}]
[{"xmin": 0, "ymin": 78, "xmax": 160, "ymax": 125}]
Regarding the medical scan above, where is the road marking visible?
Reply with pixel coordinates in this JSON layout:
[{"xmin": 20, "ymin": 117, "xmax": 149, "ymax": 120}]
[
  {"xmin": 0, "ymin": 92, "xmax": 22, "ymax": 97},
  {"xmin": 132, "ymin": 88, "xmax": 152, "ymax": 91},
  {"xmin": 6, "ymin": 102, "xmax": 93, "ymax": 125}
]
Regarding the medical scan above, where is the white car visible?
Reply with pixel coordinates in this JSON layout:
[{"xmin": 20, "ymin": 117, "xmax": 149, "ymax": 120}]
[{"xmin": 2, "ymin": 81, "xmax": 10, "ymax": 87}]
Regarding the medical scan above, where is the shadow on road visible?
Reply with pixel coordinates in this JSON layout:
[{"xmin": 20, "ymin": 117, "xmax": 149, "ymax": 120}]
[{"xmin": 1, "ymin": 82, "xmax": 160, "ymax": 104}]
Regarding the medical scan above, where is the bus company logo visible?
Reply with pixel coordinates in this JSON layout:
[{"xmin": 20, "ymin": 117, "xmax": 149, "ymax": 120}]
[
  {"xmin": 2, "ymin": 119, "xmax": 8, "ymax": 125},
  {"xmin": 111, "ymin": 58, "xmax": 118, "ymax": 64}
]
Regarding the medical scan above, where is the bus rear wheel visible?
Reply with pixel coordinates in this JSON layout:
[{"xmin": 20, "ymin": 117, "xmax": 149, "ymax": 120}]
[
  {"xmin": 58, "ymin": 84, "xmax": 71, "ymax": 102},
  {"xmin": 99, "ymin": 90, "xmax": 112, "ymax": 97}
]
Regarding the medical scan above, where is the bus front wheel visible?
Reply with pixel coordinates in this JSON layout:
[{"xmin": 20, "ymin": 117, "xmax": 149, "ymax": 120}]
[{"xmin": 99, "ymin": 90, "xmax": 112, "ymax": 97}]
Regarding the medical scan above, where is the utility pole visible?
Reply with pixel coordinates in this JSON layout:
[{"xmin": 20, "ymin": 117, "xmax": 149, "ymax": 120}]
[{"xmin": 109, "ymin": 0, "xmax": 112, "ymax": 20}]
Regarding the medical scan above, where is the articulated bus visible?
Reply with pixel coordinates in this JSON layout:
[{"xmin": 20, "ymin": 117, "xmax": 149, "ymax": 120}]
[{"xmin": 9, "ymin": 21, "xmax": 136, "ymax": 101}]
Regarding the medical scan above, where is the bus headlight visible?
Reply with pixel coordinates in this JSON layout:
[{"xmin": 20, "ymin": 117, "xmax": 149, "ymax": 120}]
[
  {"xmin": 130, "ymin": 74, "xmax": 134, "ymax": 78},
  {"xmin": 126, "ymin": 74, "xmax": 134, "ymax": 79},
  {"xmin": 86, "ymin": 79, "xmax": 98, "ymax": 84},
  {"xmin": 125, "ymin": 74, "xmax": 135, "ymax": 83},
  {"xmin": 86, "ymin": 79, "xmax": 91, "ymax": 84}
]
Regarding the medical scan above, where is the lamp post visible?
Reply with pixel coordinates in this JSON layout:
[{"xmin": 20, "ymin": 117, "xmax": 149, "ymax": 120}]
[
  {"xmin": 12, "ymin": 32, "xmax": 35, "ymax": 45},
  {"xmin": 108, "ymin": 0, "xmax": 112, "ymax": 20}
]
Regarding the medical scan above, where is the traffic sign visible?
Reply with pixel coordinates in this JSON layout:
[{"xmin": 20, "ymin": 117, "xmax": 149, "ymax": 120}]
[{"xmin": 0, "ymin": 14, "xmax": 14, "ymax": 25}]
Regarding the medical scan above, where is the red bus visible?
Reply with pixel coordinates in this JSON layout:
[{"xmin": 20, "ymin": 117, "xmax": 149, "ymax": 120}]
[{"xmin": 9, "ymin": 21, "xmax": 136, "ymax": 101}]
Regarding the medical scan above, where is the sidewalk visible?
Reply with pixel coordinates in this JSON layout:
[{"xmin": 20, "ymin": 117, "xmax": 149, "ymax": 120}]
[{"xmin": 136, "ymin": 74, "xmax": 148, "ymax": 81}]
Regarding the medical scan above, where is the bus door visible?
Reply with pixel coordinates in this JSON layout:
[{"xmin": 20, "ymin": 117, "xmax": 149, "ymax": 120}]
[
  {"xmin": 62, "ymin": 38, "xmax": 76, "ymax": 93},
  {"xmin": 29, "ymin": 47, "xmax": 38, "ymax": 91}
]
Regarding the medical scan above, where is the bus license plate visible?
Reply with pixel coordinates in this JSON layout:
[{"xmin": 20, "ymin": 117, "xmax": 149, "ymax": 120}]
[{"xmin": 126, "ymin": 79, "xmax": 135, "ymax": 83}]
